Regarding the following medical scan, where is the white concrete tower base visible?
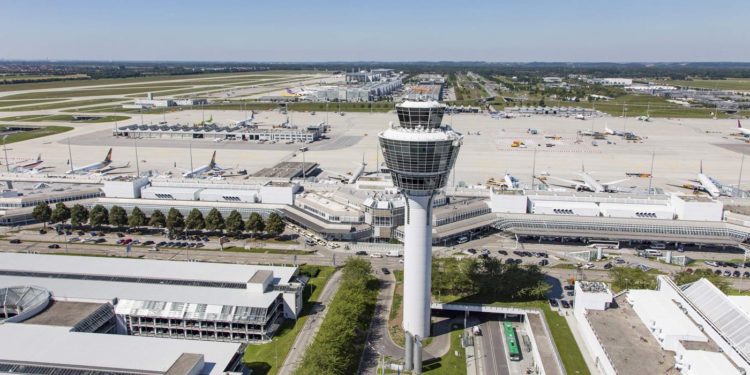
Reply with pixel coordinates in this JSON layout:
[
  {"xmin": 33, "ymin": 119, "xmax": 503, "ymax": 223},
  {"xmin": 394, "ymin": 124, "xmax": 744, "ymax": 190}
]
[{"xmin": 402, "ymin": 193, "xmax": 433, "ymax": 339}]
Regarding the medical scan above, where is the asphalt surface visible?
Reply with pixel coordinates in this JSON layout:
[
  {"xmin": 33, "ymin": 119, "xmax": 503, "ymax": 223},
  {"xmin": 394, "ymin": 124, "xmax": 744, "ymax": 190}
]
[{"xmin": 476, "ymin": 319, "xmax": 510, "ymax": 375}]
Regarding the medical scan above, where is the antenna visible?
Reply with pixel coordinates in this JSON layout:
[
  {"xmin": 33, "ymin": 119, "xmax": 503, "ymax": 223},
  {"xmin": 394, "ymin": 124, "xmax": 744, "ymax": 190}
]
[
  {"xmin": 648, "ymin": 151, "xmax": 655, "ymax": 194},
  {"xmin": 531, "ymin": 148, "xmax": 537, "ymax": 190},
  {"xmin": 134, "ymin": 139, "xmax": 140, "ymax": 177},
  {"xmin": 189, "ymin": 142, "xmax": 194, "ymax": 175},
  {"xmin": 67, "ymin": 138, "xmax": 74, "ymax": 171},
  {"xmin": 739, "ymin": 154, "xmax": 745, "ymax": 196}
]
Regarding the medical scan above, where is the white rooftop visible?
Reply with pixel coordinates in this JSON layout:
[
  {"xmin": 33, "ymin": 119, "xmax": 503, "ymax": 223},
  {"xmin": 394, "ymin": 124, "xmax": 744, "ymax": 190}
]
[
  {"xmin": 729, "ymin": 296, "xmax": 750, "ymax": 317},
  {"xmin": 628, "ymin": 289, "xmax": 706, "ymax": 343},
  {"xmin": 0, "ymin": 252, "xmax": 296, "ymax": 285},
  {"xmin": 0, "ymin": 324, "xmax": 240, "ymax": 375},
  {"xmin": 678, "ymin": 350, "xmax": 742, "ymax": 375}
]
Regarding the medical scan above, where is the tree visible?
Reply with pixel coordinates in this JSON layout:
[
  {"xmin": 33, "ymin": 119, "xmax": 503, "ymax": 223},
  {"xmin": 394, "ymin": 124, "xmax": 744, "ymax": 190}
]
[
  {"xmin": 166, "ymin": 208, "xmax": 184, "ymax": 233},
  {"xmin": 205, "ymin": 208, "xmax": 225, "ymax": 232},
  {"xmin": 609, "ymin": 267, "xmax": 657, "ymax": 291},
  {"xmin": 245, "ymin": 212, "xmax": 265, "ymax": 236},
  {"xmin": 70, "ymin": 204, "xmax": 89, "ymax": 227},
  {"xmin": 264, "ymin": 212, "xmax": 285, "ymax": 238},
  {"xmin": 185, "ymin": 208, "xmax": 205, "ymax": 230},
  {"xmin": 89, "ymin": 205, "xmax": 109, "ymax": 227},
  {"xmin": 108, "ymin": 206, "xmax": 128, "ymax": 227},
  {"xmin": 225, "ymin": 210, "xmax": 244, "ymax": 235},
  {"xmin": 50, "ymin": 203, "xmax": 71, "ymax": 224},
  {"xmin": 128, "ymin": 207, "xmax": 147, "ymax": 228},
  {"xmin": 148, "ymin": 209, "xmax": 166, "ymax": 228},
  {"xmin": 32, "ymin": 202, "xmax": 52, "ymax": 228},
  {"xmin": 674, "ymin": 269, "xmax": 730, "ymax": 293}
]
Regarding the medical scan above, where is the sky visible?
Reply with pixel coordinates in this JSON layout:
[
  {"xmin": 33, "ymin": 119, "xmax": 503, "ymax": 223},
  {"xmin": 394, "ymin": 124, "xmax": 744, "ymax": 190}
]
[{"xmin": 1, "ymin": 0, "xmax": 748, "ymax": 62}]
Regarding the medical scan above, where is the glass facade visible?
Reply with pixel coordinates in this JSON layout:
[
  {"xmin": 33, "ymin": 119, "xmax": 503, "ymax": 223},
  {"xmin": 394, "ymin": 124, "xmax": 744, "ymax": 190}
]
[
  {"xmin": 396, "ymin": 105, "xmax": 445, "ymax": 129},
  {"xmin": 379, "ymin": 138, "xmax": 460, "ymax": 192}
]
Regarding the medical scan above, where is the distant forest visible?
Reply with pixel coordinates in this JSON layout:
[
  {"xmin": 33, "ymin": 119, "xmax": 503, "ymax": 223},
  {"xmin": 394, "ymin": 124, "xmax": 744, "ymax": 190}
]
[{"xmin": 2, "ymin": 60, "xmax": 750, "ymax": 81}]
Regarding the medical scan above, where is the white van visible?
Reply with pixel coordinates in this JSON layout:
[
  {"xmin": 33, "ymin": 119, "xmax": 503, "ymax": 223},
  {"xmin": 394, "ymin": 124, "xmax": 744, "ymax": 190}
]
[
  {"xmin": 457, "ymin": 236, "xmax": 469, "ymax": 244},
  {"xmin": 645, "ymin": 249, "xmax": 663, "ymax": 257},
  {"xmin": 650, "ymin": 242, "xmax": 666, "ymax": 250}
]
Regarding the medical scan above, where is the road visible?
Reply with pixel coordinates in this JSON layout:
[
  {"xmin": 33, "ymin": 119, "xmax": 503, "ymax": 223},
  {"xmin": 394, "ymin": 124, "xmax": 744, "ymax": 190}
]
[
  {"xmin": 279, "ymin": 269, "xmax": 343, "ymax": 375},
  {"xmin": 476, "ymin": 319, "xmax": 510, "ymax": 375}
]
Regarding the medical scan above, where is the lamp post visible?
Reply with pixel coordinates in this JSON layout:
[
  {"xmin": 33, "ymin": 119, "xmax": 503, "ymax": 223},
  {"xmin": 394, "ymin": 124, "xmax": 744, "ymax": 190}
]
[{"xmin": 2, "ymin": 135, "xmax": 9, "ymax": 172}]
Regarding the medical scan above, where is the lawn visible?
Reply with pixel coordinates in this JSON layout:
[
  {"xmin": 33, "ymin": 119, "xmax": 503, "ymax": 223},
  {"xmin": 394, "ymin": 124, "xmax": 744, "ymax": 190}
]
[
  {"xmin": 657, "ymin": 78, "xmax": 750, "ymax": 91},
  {"xmin": 423, "ymin": 323, "xmax": 467, "ymax": 375},
  {"xmin": 0, "ymin": 98, "xmax": 125, "ymax": 111},
  {"xmin": 0, "ymin": 125, "xmax": 73, "ymax": 143},
  {"xmin": 0, "ymin": 99, "xmax": 63, "ymax": 108},
  {"xmin": 242, "ymin": 265, "xmax": 335, "ymax": 375},
  {"xmin": 23, "ymin": 114, "xmax": 132, "ymax": 123}
]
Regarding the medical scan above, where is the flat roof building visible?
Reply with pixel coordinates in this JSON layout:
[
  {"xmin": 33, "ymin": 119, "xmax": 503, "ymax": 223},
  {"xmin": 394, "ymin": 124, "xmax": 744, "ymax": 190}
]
[{"xmin": 0, "ymin": 253, "xmax": 304, "ymax": 343}]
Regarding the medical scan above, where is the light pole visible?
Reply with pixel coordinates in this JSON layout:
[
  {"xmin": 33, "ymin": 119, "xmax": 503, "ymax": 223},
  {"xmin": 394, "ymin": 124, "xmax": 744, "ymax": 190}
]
[{"xmin": 2, "ymin": 135, "xmax": 9, "ymax": 172}]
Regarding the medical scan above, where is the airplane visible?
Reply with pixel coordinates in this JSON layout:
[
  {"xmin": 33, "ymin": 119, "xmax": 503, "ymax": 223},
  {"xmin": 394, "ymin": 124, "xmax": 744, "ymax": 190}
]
[
  {"xmin": 66, "ymin": 148, "xmax": 130, "ymax": 175},
  {"xmin": 11, "ymin": 154, "xmax": 43, "ymax": 173},
  {"xmin": 574, "ymin": 114, "xmax": 586, "ymax": 120},
  {"xmin": 679, "ymin": 161, "xmax": 722, "ymax": 198},
  {"xmin": 182, "ymin": 151, "xmax": 227, "ymax": 178},
  {"xmin": 503, "ymin": 173, "xmax": 519, "ymax": 189},
  {"xmin": 604, "ymin": 125, "xmax": 618, "ymax": 136},
  {"xmin": 326, "ymin": 156, "xmax": 367, "ymax": 184},
  {"xmin": 547, "ymin": 165, "xmax": 629, "ymax": 193},
  {"xmin": 737, "ymin": 120, "xmax": 750, "ymax": 137},
  {"xmin": 637, "ymin": 115, "xmax": 651, "ymax": 122}
]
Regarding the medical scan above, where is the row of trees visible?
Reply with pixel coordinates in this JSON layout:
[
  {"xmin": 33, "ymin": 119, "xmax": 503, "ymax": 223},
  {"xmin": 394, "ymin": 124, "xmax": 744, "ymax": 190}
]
[
  {"xmin": 432, "ymin": 257, "xmax": 551, "ymax": 301},
  {"xmin": 611, "ymin": 266, "xmax": 731, "ymax": 293},
  {"xmin": 31, "ymin": 202, "xmax": 286, "ymax": 237},
  {"xmin": 295, "ymin": 258, "xmax": 378, "ymax": 375}
]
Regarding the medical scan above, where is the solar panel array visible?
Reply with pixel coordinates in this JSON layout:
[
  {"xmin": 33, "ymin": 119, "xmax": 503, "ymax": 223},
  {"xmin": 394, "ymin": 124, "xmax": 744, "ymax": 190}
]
[{"xmin": 682, "ymin": 278, "xmax": 750, "ymax": 360}]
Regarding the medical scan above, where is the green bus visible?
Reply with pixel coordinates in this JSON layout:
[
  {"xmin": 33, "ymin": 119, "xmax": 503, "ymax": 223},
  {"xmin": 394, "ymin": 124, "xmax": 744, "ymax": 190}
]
[{"xmin": 503, "ymin": 321, "xmax": 521, "ymax": 361}]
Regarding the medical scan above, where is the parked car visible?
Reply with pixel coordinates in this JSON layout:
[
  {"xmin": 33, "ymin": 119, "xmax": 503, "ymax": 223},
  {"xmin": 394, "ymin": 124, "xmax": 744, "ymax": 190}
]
[
  {"xmin": 94, "ymin": 238, "xmax": 106, "ymax": 243},
  {"xmin": 497, "ymin": 250, "xmax": 508, "ymax": 255},
  {"xmin": 563, "ymin": 285, "xmax": 575, "ymax": 291},
  {"xmin": 143, "ymin": 241, "xmax": 155, "ymax": 246},
  {"xmin": 566, "ymin": 291, "xmax": 574, "ymax": 297},
  {"xmin": 538, "ymin": 259, "xmax": 549, "ymax": 266},
  {"xmin": 68, "ymin": 237, "xmax": 80, "ymax": 243},
  {"xmin": 48, "ymin": 244, "xmax": 60, "ymax": 249},
  {"xmin": 549, "ymin": 299, "xmax": 559, "ymax": 307},
  {"xmin": 733, "ymin": 271, "xmax": 741, "ymax": 278},
  {"xmin": 560, "ymin": 300, "xmax": 571, "ymax": 309},
  {"xmin": 603, "ymin": 263, "xmax": 613, "ymax": 270},
  {"xmin": 466, "ymin": 248, "xmax": 477, "ymax": 254},
  {"xmin": 370, "ymin": 253, "xmax": 383, "ymax": 258},
  {"xmin": 355, "ymin": 251, "xmax": 367, "ymax": 256},
  {"xmin": 714, "ymin": 270, "xmax": 723, "ymax": 276},
  {"xmin": 38, "ymin": 229, "xmax": 47, "ymax": 235},
  {"xmin": 744, "ymin": 271, "xmax": 750, "ymax": 278},
  {"xmin": 724, "ymin": 270, "xmax": 732, "ymax": 277},
  {"xmin": 9, "ymin": 239, "xmax": 21, "ymax": 244},
  {"xmin": 381, "ymin": 267, "xmax": 391, "ymax": 275},
  {"xmin": 504, "ymin": 258, "xmax": 515, "ymax": 264}
]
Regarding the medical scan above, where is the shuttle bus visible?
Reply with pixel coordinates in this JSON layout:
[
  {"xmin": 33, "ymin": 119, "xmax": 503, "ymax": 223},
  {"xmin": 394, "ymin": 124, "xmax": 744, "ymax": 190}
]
[
  {"xmin": 503, "ymin": 322, "xmax": 521, "ymax": 361},
  {"xmin": 587, "ymin": 240, "xmax": 620, "ymax": 249}
]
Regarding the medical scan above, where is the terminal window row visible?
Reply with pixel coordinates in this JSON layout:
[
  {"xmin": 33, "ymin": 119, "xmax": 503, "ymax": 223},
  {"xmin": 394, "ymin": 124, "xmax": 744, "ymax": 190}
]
[{"xmin": 0, "ymin": 270, "xmax": 247, "ymax": 289}]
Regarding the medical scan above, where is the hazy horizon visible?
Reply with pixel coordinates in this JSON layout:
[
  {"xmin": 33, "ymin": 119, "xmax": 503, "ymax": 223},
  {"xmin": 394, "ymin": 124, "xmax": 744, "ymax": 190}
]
[{"xmin": 1, "ymin": 0, "xmax": 749, "ymax": 62}]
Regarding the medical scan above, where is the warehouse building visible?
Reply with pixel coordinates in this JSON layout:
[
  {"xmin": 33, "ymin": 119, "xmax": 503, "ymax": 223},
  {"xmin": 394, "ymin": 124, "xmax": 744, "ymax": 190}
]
[{"xmin": 0, "ymin": 253, "xmax": 304, "ymax": 343}]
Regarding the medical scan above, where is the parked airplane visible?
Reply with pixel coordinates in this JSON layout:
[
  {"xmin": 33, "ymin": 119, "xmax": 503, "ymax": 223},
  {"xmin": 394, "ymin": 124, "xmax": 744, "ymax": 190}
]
[
  {"xmin": 11, "ymin": 154, "xmax": 43, "ymax": 173},
  {"xmin": 182, "ymin": 151, "xmax": 226, "ymax": 178},
  {"xmin": 737, "ymin": 120, "xmax": 750, "ymax": 137},
  {"xmin": 547, "ymin": 165, "xmax": 629, "ymax": 193},
  {"xmin": 327, "ymin": 156, "xmax": 367, "ymax": 184},
  {"xmin": 503, "ymin": 173, "xmax": 519, "ymax": 189},
  {"xmin": 680, "ymin": 161, "xmax": 722, "ymax": 198},
  {"xmin": 66, "ymin": 148, "xmax": 130, "ymax": 175}
]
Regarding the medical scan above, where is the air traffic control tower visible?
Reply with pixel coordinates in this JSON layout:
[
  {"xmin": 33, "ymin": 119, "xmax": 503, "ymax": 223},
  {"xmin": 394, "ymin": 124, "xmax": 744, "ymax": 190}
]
[{"xmin": 379, "ymin": 101, "xmax": 462, "ymax": 372}]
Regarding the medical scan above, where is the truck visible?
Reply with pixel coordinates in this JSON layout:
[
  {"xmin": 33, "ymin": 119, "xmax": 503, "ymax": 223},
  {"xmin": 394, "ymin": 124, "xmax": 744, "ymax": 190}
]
[{"xmin": 386, "ymin": 250, "xmax": 402, "ymax": 257}]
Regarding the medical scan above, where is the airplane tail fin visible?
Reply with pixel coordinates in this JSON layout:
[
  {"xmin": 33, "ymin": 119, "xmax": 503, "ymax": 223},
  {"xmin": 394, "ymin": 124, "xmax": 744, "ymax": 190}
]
[
  {"xmin": 37, "ymin": 154, "xmax": 42, "ymax": 161},
  {"xmin": 700, "ymin": 160, "xmax": 703, "ymax": 174},
  {"xmin": 740, "ymin": 119, "xmax": 743, "ymax": 129},
  {"xmin": 104, "ymin": 148, "xmax": 113, "ymax": 163},
  {"xmin": 210, "ymin": 151, "xmax": 216, "ymax": 167}
]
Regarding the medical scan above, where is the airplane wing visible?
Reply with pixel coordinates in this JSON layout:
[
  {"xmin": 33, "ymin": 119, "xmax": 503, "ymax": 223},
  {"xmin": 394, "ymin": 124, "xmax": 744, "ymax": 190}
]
[
  {"xmin": 602, "ymin": 178, "xmax": 630, "ymax": 186},
  {"xmin": 546, "ymin": 176, "xmax": 584, "ymax": 187}
]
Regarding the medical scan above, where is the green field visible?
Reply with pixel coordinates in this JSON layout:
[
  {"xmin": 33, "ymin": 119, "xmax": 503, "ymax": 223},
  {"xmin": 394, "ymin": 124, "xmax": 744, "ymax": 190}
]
[
  {"xmin": 423, "ymin": 324, "xmax": 467, "ymax": 375},
  {"xmin": 491, "ymin": 93, "xmax": 733, "ymax": 119},
  {"xmin": 658, "ymin": 78, "xmax": 750, "ymax": 91},
  {"xmin": 16, "ymin": 114, "xmax": 132, "ymax": 123},
  {"xmin": 0, "ymin": 99, "xmax": 64, "ymax": 108},
  {"xmin": 0, "ymin": 125, "xmax": 73, "ymax": 144},
  {"xmin": 242, "ymin": 265, "xmax": 336, "ymax": 375},
  {"xmin": 0, "ymin": 98, "xmax": 125, "ymax": 112}
]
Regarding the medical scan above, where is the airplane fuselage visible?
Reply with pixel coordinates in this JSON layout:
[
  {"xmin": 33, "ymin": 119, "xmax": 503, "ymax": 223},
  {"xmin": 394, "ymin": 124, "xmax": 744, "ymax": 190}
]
[{"xmin": 697, "ymin": 173, "xmax": 721, "ymax": 198}]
